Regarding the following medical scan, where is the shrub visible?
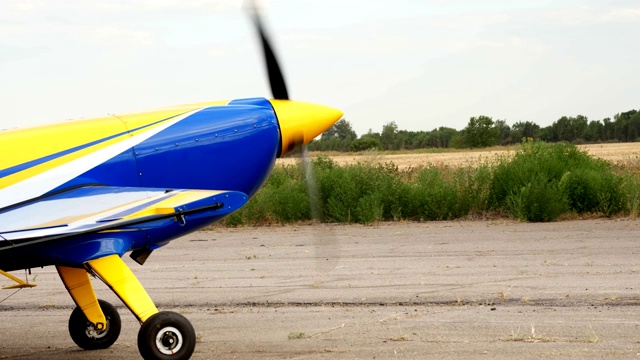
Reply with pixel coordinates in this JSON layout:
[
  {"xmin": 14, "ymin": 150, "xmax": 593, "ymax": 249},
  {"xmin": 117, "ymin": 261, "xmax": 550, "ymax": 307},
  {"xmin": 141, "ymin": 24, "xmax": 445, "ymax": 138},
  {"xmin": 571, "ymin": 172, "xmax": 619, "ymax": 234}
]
[
  {"xmin": 505, "ymin": 173, "xmax": 568, "ymax": 222},
  {"xmin": 317, "ymin": 162, "xmax": 406, "ymax": 224},
  {"xmin": 223, "ymin": 142, "xmax": 638, "ymax": 225},
  {"xmin": 404, "ymin": 167, "xmax": 460, "ymax": 220},
  {"xmin": 354, "ymin": 193, "xmax": 384, "ymax": 223},
  {"xmin": 452, "ymin": 163, "xmax": 492, "ymax": 214},
  {"xmin": 490, "ymin": 142, "xmax": 628, "ymax": 220},
  {"xmin": 559, "ymin": 168, "xmax": 624, "ymax": 216},
  {"xmin": 222, "ymin": 163, "xmax": 310, "ymax": 225},
  {"xmin": 619, "ymin": 171, "xmax": 640, "ymax": 217}
]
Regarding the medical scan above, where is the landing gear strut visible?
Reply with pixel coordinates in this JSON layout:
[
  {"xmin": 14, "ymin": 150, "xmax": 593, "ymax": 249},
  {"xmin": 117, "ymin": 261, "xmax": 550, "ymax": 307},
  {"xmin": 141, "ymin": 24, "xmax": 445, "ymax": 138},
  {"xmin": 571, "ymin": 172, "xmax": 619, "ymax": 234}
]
[{"xmin": 60, "ymin": 256, "xmax": 197, "ymax": 359}]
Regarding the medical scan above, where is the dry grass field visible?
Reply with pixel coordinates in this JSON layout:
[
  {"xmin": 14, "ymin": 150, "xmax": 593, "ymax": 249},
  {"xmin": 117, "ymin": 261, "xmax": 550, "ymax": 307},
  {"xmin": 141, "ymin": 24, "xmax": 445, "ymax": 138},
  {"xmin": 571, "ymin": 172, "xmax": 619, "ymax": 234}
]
[{"xmin": 278, "ymin": 142, "xmax": 640, "ymax": 169}]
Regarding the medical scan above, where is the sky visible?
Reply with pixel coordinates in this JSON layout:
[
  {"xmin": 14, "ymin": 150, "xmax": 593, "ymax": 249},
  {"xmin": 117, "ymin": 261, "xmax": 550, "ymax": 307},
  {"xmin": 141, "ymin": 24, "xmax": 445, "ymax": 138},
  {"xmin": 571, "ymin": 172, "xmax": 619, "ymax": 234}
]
[{"xmin": 0, "ymin": 0, "xmax": 639, "ymax": 137}]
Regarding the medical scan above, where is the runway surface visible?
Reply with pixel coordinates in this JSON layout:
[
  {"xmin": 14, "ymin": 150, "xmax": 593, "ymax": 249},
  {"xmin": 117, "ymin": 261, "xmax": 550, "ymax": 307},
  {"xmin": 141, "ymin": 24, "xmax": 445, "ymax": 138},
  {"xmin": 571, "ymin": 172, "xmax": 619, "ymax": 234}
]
[{"xmin": 1, "ymin": 219, "xmax": 640, "ymax": 359}]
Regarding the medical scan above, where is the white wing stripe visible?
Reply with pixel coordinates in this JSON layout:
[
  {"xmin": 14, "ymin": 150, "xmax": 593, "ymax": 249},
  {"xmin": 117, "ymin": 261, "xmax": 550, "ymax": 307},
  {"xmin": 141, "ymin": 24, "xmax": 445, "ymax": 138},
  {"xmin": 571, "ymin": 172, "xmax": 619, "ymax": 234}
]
[{"xmin": 0, "ymin": 108, "xmax": 203, "ymax": 209}]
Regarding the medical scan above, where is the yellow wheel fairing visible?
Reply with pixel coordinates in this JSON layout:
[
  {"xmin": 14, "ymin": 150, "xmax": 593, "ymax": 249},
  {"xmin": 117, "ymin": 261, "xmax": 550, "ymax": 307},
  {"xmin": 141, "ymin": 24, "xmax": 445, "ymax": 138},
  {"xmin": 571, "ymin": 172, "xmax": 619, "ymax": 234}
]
[
  {"xmin": 86, "ymin": 254, "xmax": 159, "ymax": 323},
  {"xmin": 57, "ymin": 266, "xmax": 107, "ymax": 329}
]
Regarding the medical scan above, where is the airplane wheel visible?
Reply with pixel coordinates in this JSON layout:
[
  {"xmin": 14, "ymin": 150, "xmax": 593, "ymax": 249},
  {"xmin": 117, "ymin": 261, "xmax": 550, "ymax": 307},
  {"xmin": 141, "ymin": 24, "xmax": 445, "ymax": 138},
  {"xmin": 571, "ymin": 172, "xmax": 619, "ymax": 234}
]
[
  {"xmin": 69, "ymin": 299, "xmax": 121, "ymax": 350},
  {"xmin": 138, "ymin": 311, "xmax": 196, "ymax": 360}
]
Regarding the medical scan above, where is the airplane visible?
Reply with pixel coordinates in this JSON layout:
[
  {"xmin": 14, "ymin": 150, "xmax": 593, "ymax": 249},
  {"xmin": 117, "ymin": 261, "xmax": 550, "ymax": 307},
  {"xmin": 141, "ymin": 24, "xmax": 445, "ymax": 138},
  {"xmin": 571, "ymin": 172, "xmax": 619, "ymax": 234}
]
[{"xmin": 0, "ymin": 4, "xmax": 342, "ymax": 360}]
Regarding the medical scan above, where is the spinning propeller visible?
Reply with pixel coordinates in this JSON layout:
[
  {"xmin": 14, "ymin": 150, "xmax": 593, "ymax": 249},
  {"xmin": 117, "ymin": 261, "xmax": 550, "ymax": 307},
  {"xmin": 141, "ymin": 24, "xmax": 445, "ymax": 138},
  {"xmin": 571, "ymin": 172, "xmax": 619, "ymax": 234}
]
[
  {"xmin": 247, "ymin": 2, "xmax": 289, "ymax": 101},
  {"xmin": 247, "ymin": 1, "xmax": 340, "ymax": 273},
  {"xmin": 246, "ymin": 0, "xmax": 342, "ymax": 157}
]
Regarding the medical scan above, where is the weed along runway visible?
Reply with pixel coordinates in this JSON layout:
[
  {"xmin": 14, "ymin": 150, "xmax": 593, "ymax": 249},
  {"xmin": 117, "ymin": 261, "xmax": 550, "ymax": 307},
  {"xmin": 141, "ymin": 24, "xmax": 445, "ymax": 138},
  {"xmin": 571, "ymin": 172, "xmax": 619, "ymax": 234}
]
[{"xmin": 1, "ymin": 219, "xmax": 640, "ymax": 359}]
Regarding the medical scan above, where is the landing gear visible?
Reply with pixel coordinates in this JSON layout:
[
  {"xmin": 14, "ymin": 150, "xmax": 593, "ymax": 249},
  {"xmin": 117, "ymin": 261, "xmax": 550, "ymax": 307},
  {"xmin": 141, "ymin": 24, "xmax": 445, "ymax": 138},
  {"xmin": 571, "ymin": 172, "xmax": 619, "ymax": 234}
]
[
  {"xmin": 68, "ymin": 299, "xmax": 121, "ymax": 350},
  {"xmin": 137, "ymin": 311, "xmax": 196, "ymax": 360},
  {"xmin": 61, "ymin": 256, "xmax": 197, "ymax": 359}
]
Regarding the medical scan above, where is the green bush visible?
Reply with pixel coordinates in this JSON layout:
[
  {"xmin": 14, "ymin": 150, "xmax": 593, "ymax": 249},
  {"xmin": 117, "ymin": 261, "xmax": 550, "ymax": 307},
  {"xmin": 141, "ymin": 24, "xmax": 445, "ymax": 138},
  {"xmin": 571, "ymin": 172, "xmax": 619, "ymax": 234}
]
[
  {"xmin": 405, "ymin": 167, "xmax": 460, "ymax": 220},
  {"xmin": 453, "ymin": 163, "xmax": 492, "ymax": 215},
  {"xmin": 316, "ymin": 162, "xmax": 405, "ymax": 224},
  {"xmin": 490, "ymin": 142, "xmax": 628, "ymax": 220},
  {"xmin": 354, "ymin": 193, "xmax": 384, "ymax": 223},
  {"xmin": 505, "ymin": 174, "xmax": 568, "ymax": 222},
  {"xmin": 559, "ymin": 168, "xmax": 624, "ymax": 216},
  {"xmin": 221, "ymin": 142, "xmax": 639, "ymax": 226},
  {"xmin": 620, "ymin": 171, "xmax": 640, "ymax": 217},
  {"xmin": 222, "ymin": 164, "xmax": 310, "ymax": 225}
]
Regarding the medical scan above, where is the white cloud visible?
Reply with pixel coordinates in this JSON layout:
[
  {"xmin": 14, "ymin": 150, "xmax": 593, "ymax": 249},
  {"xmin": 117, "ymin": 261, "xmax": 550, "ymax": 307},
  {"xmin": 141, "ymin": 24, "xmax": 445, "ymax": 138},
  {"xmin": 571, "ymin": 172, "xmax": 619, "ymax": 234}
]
[
  {"xmin": 7, "ymin": 0, "xmax": 44, "ymax": 11},
  {"xmin": 92, "ymin": 0, "xmax": 237, "ymax": 13},
  {"xmin": 90, "ymin": 26, "xmax": 156, "ymax": 47},
  {"xmin": 429, "ymin": 12, "xmax": 511, "ymax": 31},
  {"xmin": 547, "ymin": 6, "xmax": 640, "ymax": 25},
  {"xmin": 0, "ymin": 0, "xmax": 638, "ymax": 135}
]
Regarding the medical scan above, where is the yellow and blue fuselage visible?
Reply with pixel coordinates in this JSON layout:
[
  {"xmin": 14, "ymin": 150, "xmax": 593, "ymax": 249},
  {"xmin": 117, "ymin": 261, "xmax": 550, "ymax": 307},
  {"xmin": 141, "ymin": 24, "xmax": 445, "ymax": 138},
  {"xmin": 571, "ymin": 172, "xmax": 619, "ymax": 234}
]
[{"xmin": 0, "ymin": 97, "xmax": 342, "ymax": 271}]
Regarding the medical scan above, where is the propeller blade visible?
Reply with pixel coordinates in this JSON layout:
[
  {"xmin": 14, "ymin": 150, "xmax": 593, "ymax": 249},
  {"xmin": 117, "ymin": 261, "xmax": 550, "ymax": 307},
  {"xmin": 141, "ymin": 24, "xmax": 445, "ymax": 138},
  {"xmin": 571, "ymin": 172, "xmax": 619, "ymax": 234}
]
[
  {"xmin": 247, "ymin": 1, "xmax": 289, "ymax": 100},
  {"xmin": 245, "ymin": 1, "xmax": 340, "ymax": 275}
]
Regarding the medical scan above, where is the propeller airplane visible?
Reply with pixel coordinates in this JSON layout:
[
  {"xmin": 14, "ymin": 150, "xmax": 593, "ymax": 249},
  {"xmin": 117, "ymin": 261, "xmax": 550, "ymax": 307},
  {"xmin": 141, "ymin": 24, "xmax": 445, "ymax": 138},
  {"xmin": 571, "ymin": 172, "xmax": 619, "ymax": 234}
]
[{"xmin": 0, "ymin": 3, "xmax": 342, "ymax": 359}]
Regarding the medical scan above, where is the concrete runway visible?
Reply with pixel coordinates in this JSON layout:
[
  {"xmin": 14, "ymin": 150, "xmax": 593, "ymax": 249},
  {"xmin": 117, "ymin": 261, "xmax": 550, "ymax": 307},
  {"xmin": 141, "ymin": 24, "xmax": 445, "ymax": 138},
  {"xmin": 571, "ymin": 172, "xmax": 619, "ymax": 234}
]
[{"xmin": 1, "ymin": 219, "xmax": 640, "ymax": 359}]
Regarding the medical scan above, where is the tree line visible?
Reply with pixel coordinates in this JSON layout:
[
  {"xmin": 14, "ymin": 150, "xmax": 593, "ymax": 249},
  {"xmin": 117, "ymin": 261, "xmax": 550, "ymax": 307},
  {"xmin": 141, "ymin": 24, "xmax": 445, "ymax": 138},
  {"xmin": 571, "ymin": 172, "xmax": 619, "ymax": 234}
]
[{"xmin": 308, "ymin": 109, "xmax": 640, "ymax": 152}]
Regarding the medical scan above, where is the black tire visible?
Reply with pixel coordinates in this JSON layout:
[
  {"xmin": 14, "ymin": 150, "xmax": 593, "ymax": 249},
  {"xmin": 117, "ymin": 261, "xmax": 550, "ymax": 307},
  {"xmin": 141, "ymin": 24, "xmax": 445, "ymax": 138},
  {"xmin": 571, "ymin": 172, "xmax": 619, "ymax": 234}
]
[
  {"xmin": 137, "ymin": 311, "xmax": 196, "ymax": 360},
  {"xmin": 68, "ymin": 299, "xmax": 121, "ymax": 350}
]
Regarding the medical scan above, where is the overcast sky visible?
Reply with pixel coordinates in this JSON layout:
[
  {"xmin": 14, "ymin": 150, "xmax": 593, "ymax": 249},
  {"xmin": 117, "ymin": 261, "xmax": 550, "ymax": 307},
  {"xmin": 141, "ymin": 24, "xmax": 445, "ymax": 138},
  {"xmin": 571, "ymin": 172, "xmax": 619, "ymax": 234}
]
[{"xmin": 1, "ymin": 0, "xmax": 638, "ymax": 136}]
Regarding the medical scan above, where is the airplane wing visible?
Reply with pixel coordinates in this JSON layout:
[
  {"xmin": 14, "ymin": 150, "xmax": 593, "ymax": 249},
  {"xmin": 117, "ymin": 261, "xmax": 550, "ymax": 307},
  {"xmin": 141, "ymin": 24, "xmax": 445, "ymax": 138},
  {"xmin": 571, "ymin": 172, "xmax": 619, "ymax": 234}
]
[{"xmin": 0, "ymin": 185, "xmax": 248, "ymax": 249}]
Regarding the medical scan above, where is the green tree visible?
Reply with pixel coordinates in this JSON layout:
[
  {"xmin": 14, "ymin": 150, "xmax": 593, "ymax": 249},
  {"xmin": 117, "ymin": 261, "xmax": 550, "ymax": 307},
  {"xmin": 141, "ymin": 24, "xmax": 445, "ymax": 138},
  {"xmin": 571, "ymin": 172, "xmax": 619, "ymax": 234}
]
[
  {"xmin": 309, "ymin": 119, "xmax": 358, "ymax": 151},
  {"xmin": 551, "ymin": 116, "xmax": 570, "ymax": 142},
  {"xmin": 450, "ymin": 134, "xmax": 465, "ymax": 148},
  {"xmin": 394, "ymin": 130, "xmax": 411, "ymax": 150},
  {"xmin": 321, "ymin": 119, "xmax": 357, "ymax": 142},
  {"xmin": 351, "ymin": 136, "xmax": 383, "ymax": 151},
  {"xmin": 585, "ymin": 120, "xmax": 604, "ymax": 142},
  {"xmin": 464, "ymin": 115, "xmax": 499, "ymax": 148},
  {"xmin": 602, "ymin": 117, "xmax": 613, "ymax": 141},
  {"xmin": 511, "ymin": 121, "xmax": 540, "ymax": 142},
  {"xmin": 571, "ymin": 115, "xmax": 588, "ymax": 142},
  {"xmin": 494, "ymin": 119, "xmax": 511, "ymax": 145},
  {"xmin": 546, "ymin": 115, "xmax": 588, "ymax": 143},
  {"xmin": 630, "ymin": 111, "xmax": 640, "ymax": 141},
  {"xmin": 427, "ymin": 127, "xmax": 459, "ymax": 148},
  {"xmin": 380, "ymin": 121, "xmax": 398, "ymax": 150},
  {"xmin": 612, "ymin": 110, "xmax": 639, "ymax": 142}
]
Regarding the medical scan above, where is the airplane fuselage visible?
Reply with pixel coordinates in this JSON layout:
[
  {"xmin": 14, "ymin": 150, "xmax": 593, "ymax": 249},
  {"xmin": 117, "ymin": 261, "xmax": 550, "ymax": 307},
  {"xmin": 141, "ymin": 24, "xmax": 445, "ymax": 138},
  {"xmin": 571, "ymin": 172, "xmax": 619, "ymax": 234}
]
[{"xmin": 0, "ymin": 98, "xmax": 281, "ymax": 270}]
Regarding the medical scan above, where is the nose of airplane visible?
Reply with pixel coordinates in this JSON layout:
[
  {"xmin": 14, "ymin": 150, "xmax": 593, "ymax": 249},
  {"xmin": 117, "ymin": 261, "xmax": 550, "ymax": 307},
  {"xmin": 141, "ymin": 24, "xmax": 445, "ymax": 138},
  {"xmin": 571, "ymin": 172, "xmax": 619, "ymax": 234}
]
[{"xmin": 269, "ymin": 99, "xmax": 343, "ymax": 157}]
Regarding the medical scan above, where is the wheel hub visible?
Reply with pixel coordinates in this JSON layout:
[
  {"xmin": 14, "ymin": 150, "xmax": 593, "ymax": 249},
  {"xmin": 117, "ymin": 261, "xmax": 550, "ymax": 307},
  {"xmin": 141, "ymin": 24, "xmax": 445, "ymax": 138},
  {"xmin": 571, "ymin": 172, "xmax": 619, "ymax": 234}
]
[
  {"xmin": 156, "ymin": 326, "xmax": 183, "ymax": 355},
  {"xmin": 85, "ymin": 320, "xmax": 108, "ymax": 339}
]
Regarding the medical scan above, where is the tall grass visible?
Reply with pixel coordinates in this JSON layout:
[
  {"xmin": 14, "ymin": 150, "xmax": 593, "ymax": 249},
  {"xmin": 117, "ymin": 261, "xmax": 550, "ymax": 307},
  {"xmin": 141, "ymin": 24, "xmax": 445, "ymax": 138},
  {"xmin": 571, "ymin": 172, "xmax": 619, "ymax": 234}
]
[{"xmin": 221, "ymin": 142, "xmax": 640, "ymax": 225}]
